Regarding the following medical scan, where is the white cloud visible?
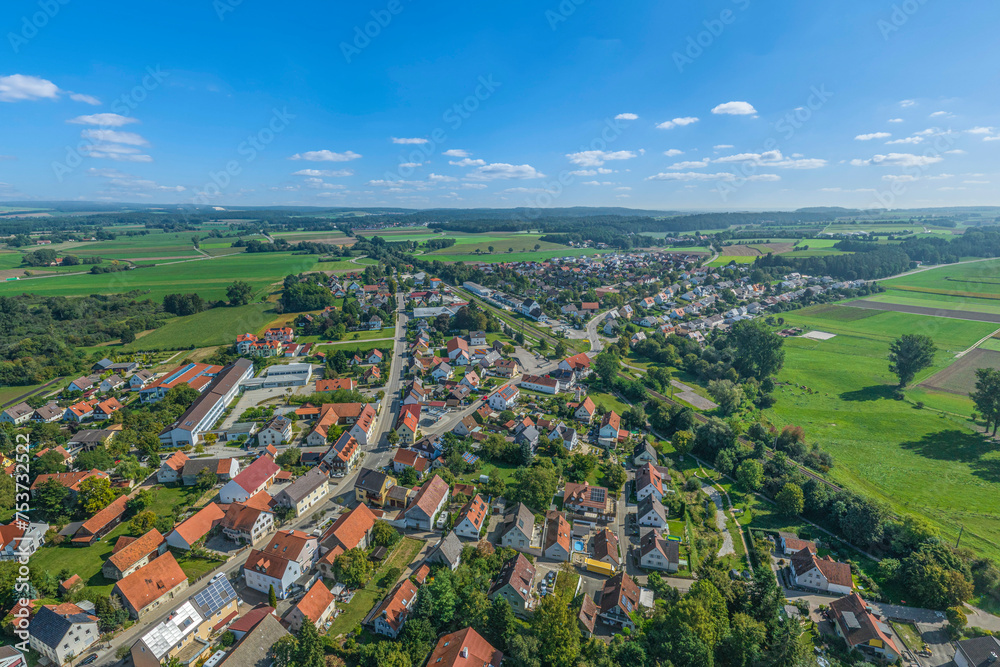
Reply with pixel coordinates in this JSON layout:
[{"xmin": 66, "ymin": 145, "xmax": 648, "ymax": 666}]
[
  {"xmin": 0, "ymin": 74, "xmax": 60, "ymax": 102},
  {"xmin": 391, "ymin": 137, "xmax": 429, "ymax": 144},
  {"xmin": 428, "ymin": 173, "xmax": 457, "ymax": 182},
  {"xmin": 466, "ymin": 163, "xmax": 544, "ymax": 180},
  {"xmin": 850, "ymin": 153, "xmax": 944, "ymax": 167},
  {"xmin": 367, "ymin": 179, "xmax": 426, "ymax": 188},
  {"xmin": 615, "ymin": 186, "xmax": 632, "ymax": 191},
  {"xmin": 615, "ymin": 113, "xmax": 639, "ymax": 120},
  {"xmin": 566, "ymin": 150, "xmax": 640, "ymax": 167},
  {"xmin": 945, "ymin": 150, "xmax": 966, "ymax": 155},
  {"xmin": 289, "ymin": 150, "xmax": 362, "ymax": 162},
  {"xmin": 442, "ymin": 149, "xmax": 470, "ymax": 158},
  {"xmin": 87, "ymin": 168, "xmax": 181, "ymax": 191},
  {"xmin": 81, "ymin": 129, "xmax": 149, "ymax": 146},
  {"xmin": 662, "ymin": 149, "xmax": 684, "ymax": 157},
  {"xmin": 657, "ymin": 117, "xmax": 699, "ymax": 130},
  {"xmin": 714, "ymin": 144, "xmax": 734, "ymax": 150},
  {"xmin": 967, "ymin": 126, "xmax": 994, "ymax": 135},
  {"xmin": 69, "ymin": 92, "xmax": 101, "ymax": 105},
  {"xmin": 900, "ymin": 99, "xmax": 917, "ymax": 108},
  {"xmin": 569, "ymin": 170, "xmax": 596, "ymax": 176},
  {"xmin": 984, "ymin": 136, "xmax": 1000, "ymax": 142},
  {"xmin": 882, "ymin": 174, "xmax": 917, "ymax": 183},
  {"xmin": 855, "ymin": 132, "xmax": 891, "ymax": 141},
  {"xmin": 449, "ymin": 158, "xmax": 485, "ymax": 167},
  {"xmin": 929, "ymin": 111, "xmax": 952, "ymax": 118},
  {"xmin": 80, "ymin": 143, "xmax": 152, "ymax": 162},
  {"xmin": 68, "ymin": 113, "xmax": 139, "ymax": 127},
  {"xmin": 888, "ymin": 118, "xmax": 904, "ymax": 123},
  {"xmin": 712, "ymin": 150, "xmax": 826, "ymax": 169},
  {"xmin": 964, "ymin": 180, "xmax": 990, "ymax": 184},
  {"xmin": 669, "ymin": 159, "xmax": 710, "ymax": 170},
  {"xmin": 886, "ymin": 136, "xmax": 925, "ymax": 145},
  {"xmin": 647, "ymin": 171, "xmax": 779, "ymax": 182},
  {"xmin": 460, "ymin": 183, "xmax": 487, "ymax": 190},
  {"xmin": 711, "ymin": 101, "xmax": 757, "ymax": 116},
  {"xmin": 292, "ymin": 169, "xmax": 353, "ymax": 177},
  {"xmin": 398, "ymin": 163, "xmax": 422, "ymax": 169},
  {"xmin": 501, "ymin": 187, "xmax": 548, "ymax": 194},
  {"xmin": 302, "ymin": 177, "xmax": 344, "ymax": 190}
]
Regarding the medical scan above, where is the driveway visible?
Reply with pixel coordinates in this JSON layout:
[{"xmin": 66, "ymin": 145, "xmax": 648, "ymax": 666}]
[{"xmin": 700, "ymin": 482, "xmax": 734, "ymax": 557}]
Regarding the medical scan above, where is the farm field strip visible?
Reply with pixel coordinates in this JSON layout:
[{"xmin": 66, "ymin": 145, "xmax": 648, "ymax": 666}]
[
  {"xmin": 848, "ymin": 299, "xmax": 1000, "ymax": 324},
  {"xmin": 919, "ymin": 348, "xmax": 1000, "ymax": 395},
  {"xmin": 865, "ymin": 291, "xmax": 1000, "ymax": 316}
]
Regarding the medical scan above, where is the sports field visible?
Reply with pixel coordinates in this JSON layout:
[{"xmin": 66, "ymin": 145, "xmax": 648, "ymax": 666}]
[
  {"xmin": 0, "ymin": 252, "xmax": 317, "ymax": 302},
  {"xmin": 766, "ymin": 303, "xmax": 1000, "ymax": 562}
]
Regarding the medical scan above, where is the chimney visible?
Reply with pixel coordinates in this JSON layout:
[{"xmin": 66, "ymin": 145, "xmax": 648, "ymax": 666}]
[{"xmin": 460, "ymin": 647, "xmax": 468, "ymax": 658}]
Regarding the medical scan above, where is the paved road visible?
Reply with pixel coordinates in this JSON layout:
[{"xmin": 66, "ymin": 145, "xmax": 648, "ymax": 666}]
[{"xmin": 585, "ymin": 311, "xmax": 607, "ymax": 353}]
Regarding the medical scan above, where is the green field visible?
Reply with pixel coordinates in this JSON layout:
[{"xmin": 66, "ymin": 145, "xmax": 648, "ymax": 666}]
[
  {"xmin": 860, "ymin": 292, "xmax": 1000, "ymax": 316},
  {"xmin": 122, "ymin": 303, "xmax": 274, "ymax": 351},
  {"xmin": 765, "ymin": 304, "xmax": 1000, "ymax": 562},
  {"xmin": 0, "ymin": 252, "xmax": 317, "ymax": 301},
  {"xmin": 883, "ymin": 258, "xmax": 1000, "ymax": 296}
]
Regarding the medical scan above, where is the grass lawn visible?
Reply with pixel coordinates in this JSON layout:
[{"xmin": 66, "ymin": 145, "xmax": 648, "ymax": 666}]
[
  {"xmin": 326, "ymin": 537, "xmax": 424, "ymax": 637},
  {"xmin": 315, "ymin": 340, "xmax": 391, "ymax": 354},
  {"xmin": 587, "ymin": 391, "xmax": 631, "ymax": 416},
  {"xmin": 0, "ymin": 252, "xmax": 318, "ymax": 302},
  {"xmin": 554, "ymin": 569, "xmax": 580, "ymax": 598},
  {"xmin": 890, "ymin": 621, "xmax": 925, "ymax": 652},
  {"xmin": 461, "ymin": 462, "xmax": 518, "ymax": 485},
  {"xmin": 123, "ymin": 303, "xmax": 274, "ymax": 351},
  {"xmin": 764, "ymin": 304, "xmax": 1000, "ymax": 563}
]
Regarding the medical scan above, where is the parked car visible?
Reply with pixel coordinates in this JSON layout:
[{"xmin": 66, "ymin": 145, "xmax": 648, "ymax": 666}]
[{"xmin": 81, "ymin": 655, "xmax": 98, "ymax": 665}]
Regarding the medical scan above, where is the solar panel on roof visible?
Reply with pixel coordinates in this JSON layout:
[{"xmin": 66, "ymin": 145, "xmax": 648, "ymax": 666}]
[
  {"xmin": 462, "ymin": 452, "xmax": 480, "ymax": 465},
  {"xmin": 590, "ymin": 488, "xmax": 606, "ymax": 503},
  {"xmin": 841, "ymin": 611, "xmax": 861, "ymax": 630}
]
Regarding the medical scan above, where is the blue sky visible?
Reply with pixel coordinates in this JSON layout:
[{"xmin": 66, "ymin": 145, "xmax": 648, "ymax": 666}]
[{"xmin": 1, "ymin": 0, "xmax": 998, "ymax": 210}]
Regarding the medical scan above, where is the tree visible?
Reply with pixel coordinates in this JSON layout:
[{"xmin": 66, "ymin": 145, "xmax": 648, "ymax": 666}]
[
  {"xmin": 593, "ymin": 349, "xmax": 620, "ymax": 387},
  {"xmin": 334, "ymin": 548, "xmax": 375, "ymax": 587},
  {"xmin": 554, "ymin": 340, "xmax": 567, "ymax": 358},
  {"xmin": 195, "ymin": 467, "xmax": 217, "ymax": 490},
  {"xmin": 370, "ymin": 521, "xmax": 401, "ymax": 547},
  {"xmin": 398, "ymin": 466, "xmax": 419, "ymax": 487},
  {"xmin": 78, "ymin": 476, "xmax": 116, "ymax": 515},
  {"xmin": 672, "ymin": 430, "xmax": 694, "ymax": 460},
  {"xmin": 736, "ymin": 459, "xmax": 764, "ymax": 492},
  {"xmin": 775, "ymin": 482, "xmax": 804, "ymax": 516},
  {"xmin": 971, "ymin": 367, "xmax": 1000, "ymax": 435},
  {"xmin": 707, "ymin": 379, "xmax": 744, "ymax": 416},
  {"xmin": 268, "ymin": 584, "xmax": 278, "ymax": 608},
  {"xmin": 130, "ymin": 510, "xmax": 156, "ymax": 533},
  {"xmin": 226, "ymin": 280, "xmax": 253, "ymax": 306},
  {"xmin": 888, "ymin": 333, "xmax": 937, "ymax": 387},
  {"xmin": 730, "ymin": 319, "xmax": 785, "ymax": 381},
  {"xmin": 694, "ymin": 418, "xmax": 736, "ymax": 456},
  {"xmin": 604, "ymin": 463, "xmax": 626, "ymax": 494},
  {"xmin": 357, "ymin": 642, "xmax": 411, "ymax": 667},
  {"xmin": 508, "ymin": 459, "xmax": 559, "ymax": 511},
  {"xmin": 294, "ymin": 620, "xmax": 325, "ymax": 667},
  {"xmin": 484, "ymin": 597, "xmax": 518, "ymax": 651},
  {"xmin": 386, "ymin": 430, "xmax": 400, "ymax": 446},
  {"xmin": 531, "ymin": 591, "xmax": 579, "ymax": 667}
]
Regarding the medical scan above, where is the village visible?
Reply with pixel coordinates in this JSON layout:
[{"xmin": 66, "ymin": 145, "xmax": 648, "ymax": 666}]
[{"xmin": 5, "ymin": 252, "xmax": 993, "ymax": 667}]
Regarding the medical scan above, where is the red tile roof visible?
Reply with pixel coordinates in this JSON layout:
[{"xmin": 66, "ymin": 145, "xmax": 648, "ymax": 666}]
[
  {"xmin": 315, "ymin": 378, "xmax": 356, "ymax": 392},
  {"xmin": 372, "ymin": 580, "xmax": 418, "ymax": 634},
  {"xmin": 107, "ymin": 529, "xmax": 165, "ymax": 572},
  {"xmin": 229, "ymin": 605, "xmax": 276, "ymax": 635},
  {"xmin": 427, "ymin": 627, "xmax": 502, "ymax": 667},
  {"xmin": 30, "ymin": 469, "xmax": 107, "ymax": 492},
  {"xmin": 321, "ymin": 504, "xmax": 376, "ymax": 553},
  {"xmin": 231, "ymin": 455, "xmax": 279, "ymax": 494},
  {"xmin": 405, "ymin": 475, "xmax": 449, "ymax": 520},
  {"xmin": 791, "ymin": 548, "xmax": 853, "ymax": 589},
  {"xmin": 457, "ymin": 495, "xmax": 488, "ymax": 532},
  {"xmin": 78, "ymin": 494, "xmax": 128, "ymax": 536},
  {"xmin": 293, "ymin": 580, "xmax": 335, "ymax": 625},
  {"xmin": 171, "ymin": 503, "xmax": 225, "ymax": 546},
  {"xmin": 113, "ymin": 553, "xmax": 187, "ymax": 612},
  {"xmin": 163, "ymin": 451, "xmax": 189, "ymax": 472}
]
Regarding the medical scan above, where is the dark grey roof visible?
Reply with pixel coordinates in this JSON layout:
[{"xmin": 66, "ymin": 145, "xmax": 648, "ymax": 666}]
[
  {"xmin": 67, "ymin": 429, "xmax": 112, "ymax": 445},
  {"xmin": 181, "ymin": 458, "xmax": 226, "ymax": 478},
  {"xmin": 500, "ymin": 502, "xmax": 534, "ymax": 538},
  {"xmin": 280, "ymin": 467, "xmax": 328, "ymax": 503},
  {"xmin": 956, "ymin": 636, "xmax": 1000, "ymax": 667},
  {"xmin": 426, "ymin": 530, "xmax": 462, "ymax": 568},
  {"xmin": 515, "ymin": 426, "xmax": 539, "ymax": 445},
  {"xmin": 634, "ymin": 440, "xmax": 657, "ymax": 458},
  {"xmin": 637, "ymin": 495, "xmax": 666, "ymax": 521},
  {"xmin": 30, "ymin": 605, "xmax": 98, "ymax": 650},
  {"xmin": 354, "ymin": 468, "xmax": 391, "ymax": 492},
  {"xmin": 219, "ymin": 614, "xmax": 288, "ymax": 667}
]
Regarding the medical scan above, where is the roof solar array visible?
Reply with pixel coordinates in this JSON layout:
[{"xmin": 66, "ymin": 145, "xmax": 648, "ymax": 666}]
[
  {"xmin": 590, "ymin": 488, "xmax": 606, "ymax": 503},
  {"xmin": 194, "ymin": 575, "xmax": 237, "ymax": 615}
]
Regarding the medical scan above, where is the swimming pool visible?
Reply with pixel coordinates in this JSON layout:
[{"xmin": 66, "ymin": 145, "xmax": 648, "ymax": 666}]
[{"xmin": 573, "ymin": 540, "xmax": 585, "ymax": 552}]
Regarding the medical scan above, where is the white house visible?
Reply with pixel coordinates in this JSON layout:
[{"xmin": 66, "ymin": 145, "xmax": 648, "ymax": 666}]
[
  {"xmin": 635, "ymin": 463, "xmax": 665, "ymax": 502},
  {"xmin": 636, "ymin": 495, "xmax": 666, "ymax": 528},
  {"xmin": 0, "ymin": 402, "xmax": 33, "ymax": 426},
  {"xmin": 258, "ymin": 416, "xmax": 292, "ymax": 446},
  {"xmin": 789, "ymin": 548, "xmax": 853, "ymax": 595},
  {"xmin": 488, "ymin": 384, "xmax": 519, "ymax": 411},
  {"xmin": 219, "ymin": 455, "xmax": 280, "ymax": 504},
  {"xmin": 638, "ymin": 529, "xmax": 679, "ymax": 573},
  {"xmin": 453, "ymin": 494, "xmax": 488, "ymax": 540}
]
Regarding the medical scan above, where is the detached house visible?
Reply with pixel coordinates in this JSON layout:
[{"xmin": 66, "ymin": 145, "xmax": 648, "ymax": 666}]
[
  {"xmin": 488, "ymin": 383, "xmax": 519, "ymax": 411},
  {"xmin": 157, "ymin": 451, "xmax": 189, "ymax": 484},
  {"xmin": 598, "ymin": 411, "xmax": 622, "ymax": 448},
  {"xmin": 635, "ymin": 462, "xmax": 665, "ymax": 502},
  {"xmin": 828, "ymin": 593, "xmax": 901, "ymax": 663},
  {"xmin": 317, "ymin": 504, "xmax": 377, "ymax": 577},
  {"xmin": 103, "ymin": 529, "xmax": 167, "ymax": 581},
  {"xmin": 284, "ymin": 580, "xmax": 336, "ymax": 634},
  {"xmin": 488, "ymin": 553, "xmax": 536, "ymax": 618},
  {"xmin": 542, "ymin": 511, "xmax": 571, "ymax": 562},
  {"xmin": 638, "ymin": 528, "xmax": 679, "ymax": 573},
  {"xmin": 403, "ymin": 475, "xmax": 449, "ymax": 530},
  {"xmin": 273, "ymin": 467, "xmax": 330, "ymax": 517},
  {"xmin": 789, "ymin": 548, "xmax": 853, "ymax": 595},
  {"xmin": 367, "ymin": 580, "xmax": 418, "ymax": 638},
  {"xmin": 219, "ymin": 455, "xmax": 280, "ymax": 503},
  {"xmin": 0, "ymin": 402, "xmax": 32, "ymax": 426},
  {"xmin": 498, "ymin": 502, "xmax": 534, "ymax": 552},
  {"xmin": 113, "ymin": 553, "xmax": 189, "ymax": 619},
  {"xmin": 454, "ymin": 494, "xmax": 488, "ymax": 540},
  {"xmin": 598, "ymin": 572, "xmax": 649, "ymax": 631},
  {"xmin": 29, "ymin": 603, "xmax": 100, "ymax": 665}
]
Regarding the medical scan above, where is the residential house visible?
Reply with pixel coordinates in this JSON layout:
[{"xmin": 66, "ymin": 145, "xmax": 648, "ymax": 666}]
[
  {"xmin": 29, "ymin": 603, "xmax": 100, "ymax": 665},
  {"xmin": 31, "ymin": 401, "xmax": 63, "ymax": 423},
  {"xmin": 573, "ymin": 396, "xmax": 597, "ymax": 423},
  {"xmin": 366, "ymin": 349, "xmax": 384, "ymax": 365},
  {"xmin": 633, "ymin": 441, "xmax": 658, "ymax": 466},
  {"xmin": 367, "ymin": 580, "xmax": 418, "ymax": 639},
  {"xmin": 166, "ymin": 503, "xmax": 225, "ymax": 551},
  {"xmin": 306, "ymin": 403, "xmax": 377, "ymax": 448},
  {"xmin": 779, "ymin": 532, "xmax": 817, "ymax": 555},
  {"xmin": 243, "ymin": 530, "xmax": 318, "ymax": 598},
  {"xmin": 542, "ymin": 511, "xmax": 571, "ymax": 562},
  {"xmin": 558, "ymin": 353, "xmax": 592, "ymax": 379},
  {"xmin": 99, "ymin": 375, "xmax": 126, "ymax": 393},
  {"xmin": 354, "ymin": 468, "xmax": 396, "ymax": 507},
  {"xmin": 284, "ymin": 580, "xmax": 336, "ymax": 633},
  {"xmin": 592, "ymin": 528, "xmax": 620, "ymax": 571},
  {"xmin": 636, "ymin": 495, "xmax": 666, "ymax": 528},
  {"xmin": 498, "ymin": 502, "xmax": 534, "ymax": 552},
  {"xmin": 30, "ymin": 469, "xmax": 108, "ymax": 500},
  {"xmin": 493, "ymin": 358, "xmax": 519, "ymax": 379},
  {"xmin": 454, "ymin": 494, "xmax": 488, "ymax": 540},
  {"xmin": 217, "ymin": 615, "xmax": 289, "ymax": 667},
  {"xmin": 488, "ymin": 553, "xmax": 536, "ymax": 618},
  {"xmin": 0, "ymin": 521, "xmax": 47, "ymax": 560},
  {"xmin": 488, "ymin": 383, "xmax": 519, "ymax": 411},
  {"xmin": 181, "ymin": 458, "xmax": 240, "ymax": 486},
  {"xmin": 395, "ymin": 403, "xmax": 419, "ymax": 445},
  {"xmin": 102, "ymin": 529, "xmax": 166, "ymax": 581},
  {"xmin": 91, "ymin": 397, "xmax": 122, "ymax": 421},
  {"xmin": 323, "ymin": 432, "xmax": 362, "ymax": 474},
  {"xmin": 113, "ymin": 553, "xmax": 190, "ymax": 619},
  {"xmin": 219, "ymin": 455, "xmax": 280, "ymax": 503},
  {"xmin": 790, "ymin": 548, "xmax": 853, "ymax": 595},
  {"xmin": 520, "ymin": 374, "xmax": 561, "ymax": 395},
  {"xmin": 828, "ymin": 593, "xmax": 901, "ymax": 663},
  {"xmin": 954, "ymin": 636, "xmax": 1000, "ymax": 667},
  {"xmin": 426, "ymin": 531, "xmax": 463, "ymax": 571},
  {"xmin": 273, "ymin": 467, "xmax": 330, "ymax": 517},
  {"xmin": 221, "ymin": 503, "xmax": 274, "ymax": 544},
  {"xmin": 0, "ymin": 402, "xmax": 32, "ymax": 426},
  {"xmin": 403, "ymin": 475, "xmax": 450, "ymax": 530},
  {"xmin": 578, "ymin": 595, "xmax": 598, "ymax": 639},
  {"xmin": 598, "ymin": 572, "xmax": 648, "ymax": 630},
  {"xmin": 563, "ymin": 482, "xmax": 612, "ymax": 517},
  {"xmin": 317, "ymin": 504, "xmax": 377, "ymax": 577},
  {"xmin": 427, "ymin": 627, "xmax": 502, "ymax": 667},
  {"xmin": 393, "ymin": 448, "xmax": 428, "ymax": 478},
  {"xmin": 635, "ymin": 462, "xmax": 665, "ymax": 502},
  {"xmin": 72, "ymin": 495, "xmax": 128, "ymax": 545},
  {"xmin": 432, "ymin": 362, "xmax": 454, "ymax": 382},
  {"xmin": 446, "ymin": 337, "xmax": 470, "ymax": 366},
  {"xmin": 638, "ymin": 528, "xmax": 679, "ymax": 573},
  {"xmin": 258, "ymin": 416, "xmax": 292, "ymax": 446},
  {"xmin": 128, "ymin": 370, "xmax": 154, "ymax": 390},
  {"xmin": 67, "ymin": 374, "xmax": 100, "ymax": 393},
  {"xmin": 63, "ymin": 400, "xmax": 95, "ymax": 423},
  {"xmin": 548, "ymin": 422, "xmax": 579, "ymax": 450},
  {"xmin": 315, "ymin": 378, "xmax": 357, "ymax": 392},
  {"xmin": 598, "ymin": 411, "xmax": 622, "ymax": 448},
  {"xmin": 156, "ymin": 451, "xmax": 189, "ymax": 484}
]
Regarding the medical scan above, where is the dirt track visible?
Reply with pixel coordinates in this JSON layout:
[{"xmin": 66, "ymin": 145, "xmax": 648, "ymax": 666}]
[{"xmin": 850, "ymin": 299, "xmax": 1000, "ymax": 324}]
